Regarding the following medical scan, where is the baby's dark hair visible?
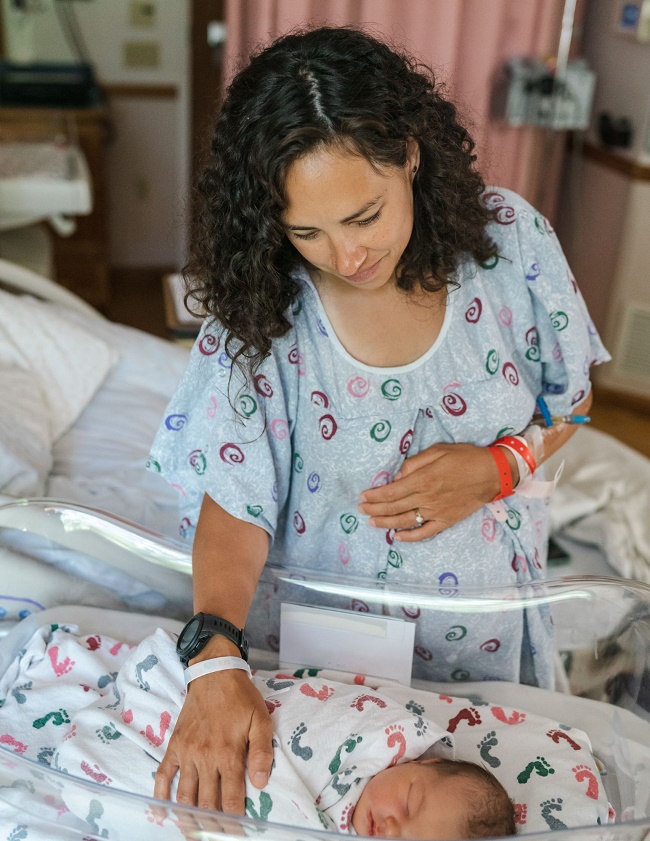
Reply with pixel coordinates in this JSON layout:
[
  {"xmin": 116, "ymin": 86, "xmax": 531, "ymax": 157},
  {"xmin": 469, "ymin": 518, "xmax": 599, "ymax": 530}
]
[
  {"xmin": 187, "ymin": 25, "xmax": 497, "ymax": 381},
  {"xmin": 430, "ymin": 759, "xmax": 516, "ymax": 838}
]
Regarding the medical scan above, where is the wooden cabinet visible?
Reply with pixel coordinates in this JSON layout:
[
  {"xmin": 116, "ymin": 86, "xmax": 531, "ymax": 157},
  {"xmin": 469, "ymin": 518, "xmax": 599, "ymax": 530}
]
[{"xmin": 0, "ymin": 106, "xmax": 110, "ymax": 308}]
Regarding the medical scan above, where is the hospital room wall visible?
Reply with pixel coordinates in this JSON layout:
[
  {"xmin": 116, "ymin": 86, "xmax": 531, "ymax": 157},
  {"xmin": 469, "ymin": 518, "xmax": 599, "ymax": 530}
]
[
  {"xmin": 556, "ymin": 0, "xmax": 650, "ymax": 403},
  {"xmin": 1, "ymin": 0, "xmax": 191, "ymax": 269}
]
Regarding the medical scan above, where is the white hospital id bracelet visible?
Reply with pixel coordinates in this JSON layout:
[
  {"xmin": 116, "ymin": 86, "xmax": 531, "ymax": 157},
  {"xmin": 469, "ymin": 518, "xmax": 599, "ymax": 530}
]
[{"xmin": 184, "ymin": 656, "xmax": 252, "ymax": 686}]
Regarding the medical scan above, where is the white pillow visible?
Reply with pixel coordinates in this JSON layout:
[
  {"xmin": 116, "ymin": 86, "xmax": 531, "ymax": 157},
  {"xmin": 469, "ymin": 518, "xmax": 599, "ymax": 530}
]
[
  {"xmin": 0, "ymin": 367, "xmax": 52, "ymax": 496},
  {"xmin": 0, "ymin": 288, "xmax": 117, "ymax": 442}
]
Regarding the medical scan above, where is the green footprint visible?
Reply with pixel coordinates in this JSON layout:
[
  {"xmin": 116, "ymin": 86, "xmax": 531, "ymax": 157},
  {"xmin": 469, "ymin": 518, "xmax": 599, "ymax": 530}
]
[
  {"xmin": 245, "ymin": 791, "xmax": 273, "ymax": 821},
  {"xmin": 328, "ymin": 734, "xmax": 362, "ymax": 774},
  {"xmin": 32, "ymin": 708, "xmax": 70, "ymax": 729}
]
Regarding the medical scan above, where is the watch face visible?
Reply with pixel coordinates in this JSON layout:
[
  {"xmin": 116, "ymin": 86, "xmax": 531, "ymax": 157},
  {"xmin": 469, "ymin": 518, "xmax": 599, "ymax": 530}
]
[{"xmin": 179, "ymin": 615, "xmax": 202, "ymax": 651}]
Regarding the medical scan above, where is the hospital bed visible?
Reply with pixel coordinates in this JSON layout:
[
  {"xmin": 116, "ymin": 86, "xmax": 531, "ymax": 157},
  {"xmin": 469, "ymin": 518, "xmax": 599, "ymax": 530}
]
[{"xmin": 2, "ymin": 260, "xmax": 650, "ymax": 838}]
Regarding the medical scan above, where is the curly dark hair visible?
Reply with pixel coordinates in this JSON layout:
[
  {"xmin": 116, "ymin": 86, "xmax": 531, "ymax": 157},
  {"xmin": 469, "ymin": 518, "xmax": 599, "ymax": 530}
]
[{"xmin": 187, "ymin": 25, "xmax": 497, "ymax": 378}]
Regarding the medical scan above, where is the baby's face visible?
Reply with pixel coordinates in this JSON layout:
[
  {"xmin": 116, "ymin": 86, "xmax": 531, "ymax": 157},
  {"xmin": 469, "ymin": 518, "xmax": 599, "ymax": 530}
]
[{"xmin": 351, "ymin": 759, "xmax": 468, "ymax": 840}]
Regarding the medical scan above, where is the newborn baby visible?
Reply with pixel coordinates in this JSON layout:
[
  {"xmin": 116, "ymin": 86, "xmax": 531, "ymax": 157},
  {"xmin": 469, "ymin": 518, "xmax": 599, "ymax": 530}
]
[
  {"xmin": 352, "ymin": 756, "xmax": 515, "ymax": 839},
  {"xmin": 53, "ymin": 629, "xmax": 514, "ymax": 838}
]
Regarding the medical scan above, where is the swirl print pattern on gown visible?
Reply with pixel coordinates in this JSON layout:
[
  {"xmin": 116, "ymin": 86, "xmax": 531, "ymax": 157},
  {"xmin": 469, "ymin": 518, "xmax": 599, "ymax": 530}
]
[{"xmin": 148, "ymin": 188, "xmax": 610, "ymax": 689}]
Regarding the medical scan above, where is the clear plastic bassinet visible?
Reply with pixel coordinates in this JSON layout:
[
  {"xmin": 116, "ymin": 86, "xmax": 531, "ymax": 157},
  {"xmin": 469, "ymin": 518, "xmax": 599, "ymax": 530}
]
[{"xmin": 0, "ymin": 499, "xmax": 650, "ymax": 841}]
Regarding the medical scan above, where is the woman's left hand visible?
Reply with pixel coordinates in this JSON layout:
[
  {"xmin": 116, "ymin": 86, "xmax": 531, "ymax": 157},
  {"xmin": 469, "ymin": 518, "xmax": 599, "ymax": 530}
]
[{"xmin": 357, "ymin": 443, "xmax": 509, "ymax": 542}]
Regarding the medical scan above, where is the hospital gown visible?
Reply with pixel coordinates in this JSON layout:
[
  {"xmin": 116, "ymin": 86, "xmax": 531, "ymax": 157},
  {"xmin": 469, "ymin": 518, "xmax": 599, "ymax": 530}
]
[{"xmin": 148, "ymin": 188, "xmax": 610, "ymax": 689}]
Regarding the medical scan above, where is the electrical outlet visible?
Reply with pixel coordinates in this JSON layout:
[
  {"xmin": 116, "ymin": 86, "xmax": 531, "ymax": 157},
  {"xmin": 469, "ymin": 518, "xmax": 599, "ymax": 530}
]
[
  {"xmin": 123, "ymin": 41, "xmax": 160, "ymax": 69},
  {"xmin": 130, "ymin": 1, "xmax": 156, "ymax": 28}
]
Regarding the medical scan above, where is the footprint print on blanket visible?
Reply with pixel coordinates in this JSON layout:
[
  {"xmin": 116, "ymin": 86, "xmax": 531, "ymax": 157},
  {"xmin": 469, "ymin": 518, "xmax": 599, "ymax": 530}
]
[
  {"xmin": 289, "ymin": 723, "xmax": 314, "ymax": 761},
  {"xmin": 477, "ymin": 731, "xmax": 501, "ymax": 768},
  {"xmin": 0, "ymin": 734, "xmax": 27, "ymax": 755},
  {"xmin": 491, "ymin": 706, "xmax": 526, "ymax": 725},
  {"xmin": 405, "ymin": 700, "xmax": 429, "ymax": 736},
  {"xmin": 96, "ymin": 722, "xmax": 122, "ymax": 744},
  {"xmin": 97, "ymin": 672, "xmax": 118, "ymax": 690},
  {"xmin": 329, "ymin": 734, "xmax": 362, "ymax": 773},
  {"xmin": 386, "ymin": 724, "xmax": 406, "ymax": 767},
  {"xmin": 86, "ymin": 799, "xmax": 109, "ymax": 837},
  {"xmin": 547, "ymin": 729, "xmax": 581, "ymax": 750},
  {"xmin": 300, "ymin": 684, "xmax": 334, "ymax": 701},
  {"xmin": 513, "ymin": 804, "xmax": 527, "ymax": 826},
  {"xmin": 140, "ymin": 711, "xmax": 172, "ymax": 748},
  {"xmin": 540, "ymin": 798, "xmax": 567, "ymax": 830},
  {"xmin": 350, "ymin": 694, "xmax": 387, "ymax": 712},
  {"xmin": 245, "ymin": 791, "xmax": 273, "ymax": 821},
  {"xmin": 517, "ymin": 756, "xmax": 555, "ymax": 783},
  {"xmin": 331, "ymin": 767, "xmax": 358, "ymax": 797},
  {"xmin": 32, "ymin": 708, "xmax": 70, "ymax": 730},
  {"xmin": 48, "ymin": 646, "xmax": 75, "ymax": 677},
  {"xmin": 135, "ymin": 654, "xmax": 159, "ymax": 691},
  {"xmin": 10, "ymin": 682, "xmax": 32, "ymax": 704},
  {"xmin": 8, "ymin": 827, "xmax": 28, "ymax": 841},
  {"xmin": 572, "ymin": 764, "xmax": 599, "ymax": 799},
  {"xmin": 81, "ymin": 761, "xmax": 112, "ymax": 785},
  {"xmin": 340, "ymin": 803, "xmax": 355, "ymax": 831},
  {"xmin": 37, "ymin": 746, "xmax": 55, "ymax": 765},
  {"xmin": 447, "ymin": 707, "xmax": 482, "ymax": 733}
]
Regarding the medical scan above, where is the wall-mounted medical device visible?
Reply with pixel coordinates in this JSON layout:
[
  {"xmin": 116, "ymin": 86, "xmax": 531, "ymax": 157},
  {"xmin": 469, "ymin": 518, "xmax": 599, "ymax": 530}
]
[{"xmin": 500, "ymin": 57, "xmax": 596, "ymax": 131}]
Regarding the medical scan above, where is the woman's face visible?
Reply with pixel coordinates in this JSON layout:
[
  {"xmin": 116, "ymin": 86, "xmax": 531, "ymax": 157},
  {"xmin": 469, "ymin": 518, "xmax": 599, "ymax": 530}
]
[{"xmin": 282, "ymin": 143, "xmax": 419, "ymax": 293}]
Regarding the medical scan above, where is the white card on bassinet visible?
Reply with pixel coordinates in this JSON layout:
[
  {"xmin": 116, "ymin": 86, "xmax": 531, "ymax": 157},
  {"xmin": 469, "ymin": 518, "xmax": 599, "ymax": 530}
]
[{"xmin": 279, "ymin": 602, "xmax": 415, "ymax": 685}]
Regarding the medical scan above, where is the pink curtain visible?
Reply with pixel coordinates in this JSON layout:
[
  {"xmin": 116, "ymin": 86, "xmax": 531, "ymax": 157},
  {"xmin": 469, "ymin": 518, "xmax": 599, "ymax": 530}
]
[{"xmin": 224, "ymin": 0, "xmax": 585, "ymax": 222}]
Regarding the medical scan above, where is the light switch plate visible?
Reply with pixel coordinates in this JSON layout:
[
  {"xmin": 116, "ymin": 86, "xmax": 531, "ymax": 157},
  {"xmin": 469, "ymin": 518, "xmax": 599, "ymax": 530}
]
[{"xmin": 123, "ymin": 41, "xmax": 160, "ymax": 69}]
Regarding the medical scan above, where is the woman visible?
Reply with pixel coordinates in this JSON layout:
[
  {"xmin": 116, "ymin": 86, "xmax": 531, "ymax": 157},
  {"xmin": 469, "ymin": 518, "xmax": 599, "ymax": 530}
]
[{"xmin": 148, "ymin": 26, "xmax": 608, "ymax": 813}]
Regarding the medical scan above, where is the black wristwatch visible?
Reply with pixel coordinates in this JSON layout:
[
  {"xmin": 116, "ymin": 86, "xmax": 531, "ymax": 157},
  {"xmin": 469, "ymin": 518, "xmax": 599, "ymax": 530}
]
[{"xmin": 176, "ymin": 612, "xmax": 249, "ymax": 667}]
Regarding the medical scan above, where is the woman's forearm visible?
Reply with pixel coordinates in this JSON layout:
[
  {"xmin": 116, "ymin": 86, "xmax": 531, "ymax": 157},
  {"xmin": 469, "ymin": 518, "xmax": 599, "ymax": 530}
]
[{"xmin": 189, "ymin": 492, "xmax": 269, "ymax": 663}]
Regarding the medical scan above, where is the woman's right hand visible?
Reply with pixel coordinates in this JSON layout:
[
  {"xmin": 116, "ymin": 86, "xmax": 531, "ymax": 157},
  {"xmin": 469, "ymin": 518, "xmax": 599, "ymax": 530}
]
[{"xmin": 153, "ymin": 662, "xmax": 274, "ymax": 815}]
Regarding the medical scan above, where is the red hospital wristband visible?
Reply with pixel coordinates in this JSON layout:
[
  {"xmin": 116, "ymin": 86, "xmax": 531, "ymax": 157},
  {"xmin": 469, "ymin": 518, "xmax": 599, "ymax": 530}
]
[
  {"xmin": 493, "ymin": 435, "xmax": 537, "ymax": 475},
  {"xmin": 487, "ymin": 445, "xmax": 514, "ymax": 501}
]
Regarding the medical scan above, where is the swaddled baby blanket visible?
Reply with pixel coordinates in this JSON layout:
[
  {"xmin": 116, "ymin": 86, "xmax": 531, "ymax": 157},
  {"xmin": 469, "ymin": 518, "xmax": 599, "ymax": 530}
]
[{"xmin": 52, "ymin": 628, "xmax": 453, "ymax": 834}]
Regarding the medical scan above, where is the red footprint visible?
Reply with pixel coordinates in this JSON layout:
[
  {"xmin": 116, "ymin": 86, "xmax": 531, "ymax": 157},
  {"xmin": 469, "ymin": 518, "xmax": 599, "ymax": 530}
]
[
  {"xmin": 0, "ymin": 734, "xmax": 27, "ymax": 754},
  {"xmin": 514, "ymin": 804, "xmax": 527, "ymax": 825},
  {"xmin": 47, "ymin": 646, "xmax": 75, "ymax": 677},
  {"xmin": 86, "ymin": 635, "xmax": 101, "ymax": 651},
  {"xmin": 572, "ymin": 764, "xmax": 599, "ymax": 799},
  {"xmin": 300, "ymin": 684, "xmax": 334, "ymax": 701},
  {"xmin": 386, "ymin": 724, "xmax": 406, "ymax": 767},
  {"xmin": 438, "ymin": 694, "xmax": 454, "ymax": 704},
  {"xmin": 354, "ymin": 675, "xmax": 367, "ymax": 685},
  {"xmin": 491, "ymin": 706, "xmax": 526, "ymax": 725},
  {"xmin": 110, "ymin": 642, "xmax": 126, "ymax": 657},
  {"xmin": 140, "ymin": 711, "xmax": 172, "ymax": 747},
  {"xmin": 265, "ymin": 699, "xmax": 282, "ymax": 714},
  {"xmin": 350, "ymin": 694, "xmax": 387, "ymax": 711},
  {"xmin": 447, "ymin": 707, "xmax": 482, "ymax": 733},
  {"xmin": 547, "ymin": 729, "xmax": 581, "ymax": 750},
  {"xmin": 80, "ymin": 761, "xmax": 112, "ymax": 784},
  {"xmin": 121, "ymin": 709, "xmax": 133, "ymax": 724}
]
